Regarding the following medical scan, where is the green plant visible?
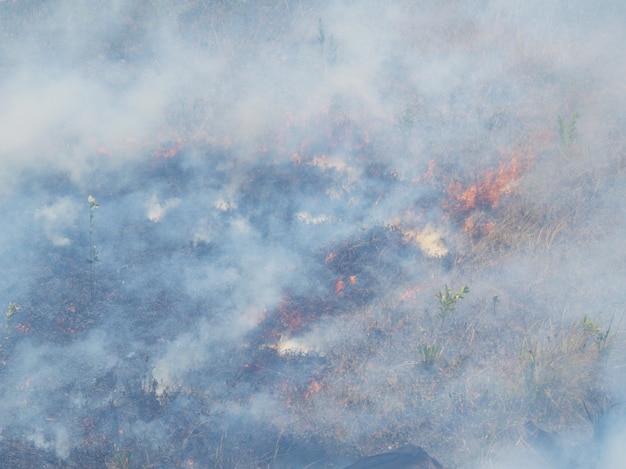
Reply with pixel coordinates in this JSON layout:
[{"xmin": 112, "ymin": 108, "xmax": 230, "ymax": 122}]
[
  {"xmin": 87, "ymin": 195, "xmax": 100, "ymax": 304},
  {"xmin": 4, "ymin": 302, "xmax": 20, "ymax": 340},
  {"xmin": 419, "ymin": 343, "xmax": 442, "ymax": 369},
  {"xmin": 558, "ymin": 112, "xmax": 580, "ymax": 147},
  {"xmin": 581, "ymin": 314, "xmax": 612, "ymax": 350},
  {"xmin": 436, "ymin": 285, "xmax": 470, "ymax": 318},
  {"xmin": 6, "ymin": 302, "xmax": 20, "ymax": 319}
]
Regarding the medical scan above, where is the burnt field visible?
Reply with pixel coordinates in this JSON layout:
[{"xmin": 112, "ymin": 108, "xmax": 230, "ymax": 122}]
[{"xmin": 1, "ymin": 1, "xmax": 626, "ymax": 468}]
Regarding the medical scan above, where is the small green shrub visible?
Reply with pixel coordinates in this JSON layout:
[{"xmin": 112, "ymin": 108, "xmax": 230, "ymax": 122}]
[{"xmin": 436, "ymin": 285, "xmax": 470, "ymax": 319}]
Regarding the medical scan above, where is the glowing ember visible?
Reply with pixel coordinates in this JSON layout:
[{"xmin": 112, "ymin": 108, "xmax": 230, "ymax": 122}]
[
  {"xmin": 400, "ymin": 285, "xmax": 422, "ymax": 301},
  {"xmin": 153, "ymin": 137, "xmax": 186, "ymax": 159},
  {"xmin": 305, "ymin": 378, "xmax": 323, "ymax": 399}
]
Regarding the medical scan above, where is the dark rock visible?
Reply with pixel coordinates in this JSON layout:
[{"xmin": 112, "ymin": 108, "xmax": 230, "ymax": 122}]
[{"xmin": 344, "ymin": 444, "xmax": 443, "ymax": 469}]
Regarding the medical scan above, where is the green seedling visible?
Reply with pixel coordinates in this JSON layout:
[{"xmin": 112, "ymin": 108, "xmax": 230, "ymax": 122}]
[
  {"xmin": 6, "ymin": 302, "xmax": 20, "ymax": 319},
  {"xmin": 419, "ymin": 343, "xmax": 442, "ymax": 369},
  {"xmin": 4, "ymin": 302, "xmax": 20, "ymax": 340},
  {"xmin": 558, "ymin": 112, "xmax": 580, "ymax": 147},
  {"xmin": 436, "ymin": 285, "xmax": 470, "ymax": 319}
]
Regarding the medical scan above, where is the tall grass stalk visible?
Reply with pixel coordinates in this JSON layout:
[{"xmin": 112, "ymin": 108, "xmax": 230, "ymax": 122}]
[{"xmin": 87, "ymin": 195, "xmax": 99, "ymax": 307}]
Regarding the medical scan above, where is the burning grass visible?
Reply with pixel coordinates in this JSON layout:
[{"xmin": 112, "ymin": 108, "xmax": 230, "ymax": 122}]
[
  {"xmin": 11, "ymin": 128, "xmax": 617, "ymax": 469},
  {"xmin": 4, "ymin": 1, "xmax": 626, "ymax": 467},
  {"xmin": 243, "ymin": 265, "xmax": 621, "ymax": 467},
  {"xmin": 444, "ymin": 148, "xmax": 534, "ymax": 218}
]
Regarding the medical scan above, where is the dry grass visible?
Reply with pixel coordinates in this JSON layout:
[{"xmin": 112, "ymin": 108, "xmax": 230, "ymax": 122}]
[{"xmin": 267, "ymin": 270, "xmax": 620, "ymax": 467}]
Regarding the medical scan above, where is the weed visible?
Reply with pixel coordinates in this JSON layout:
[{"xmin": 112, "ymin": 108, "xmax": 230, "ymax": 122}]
[
  {"xmin": 580, "ymin": 314, "xmax": 612, "ymax": 350},
  {"xmin": 87, "ymin": 195, "xmax": 99, "ymax": 305},
  {"xmin": 397, "ymin": 107, "xmax": 417, "ymax": 130},
  {"xmin": 4, "ymin": 302, "xmax": 20, "ymax": 340},
  {"xmin": 5, "ymin": 302, "xmax": 20, "ymax": 320},
  {"xmin": 558, "ymin": 112, "xmax": 580, "ymax": 147},
  {"xmin": 436, "ymin": 285, "xmax": 470, "ymax": 319},
  {"xmin": 492, "ymin": 296, "xmax": 499, "ymax": 315},
  {"xmin": 105, "ymin": 444, "xmax": 130, "ymax": 469},
  {"xmin": 524, "ymin": 347, "xmax": 539, "ymax": 398},
  {"xmin": 317, "ymin": 19, "xmax": 337, "ymax": 67},
  {"xmin": 520, "ymin": 318, "xmax": 606, "ymax": 420},
  {"xmin": 584, "ymin": 398, "xmax": 626, "ymax": 446},
  {"xmin": 123, "ymin": 377, "xmax": 179, "ymax": 422},
  {"xmin": 317, "ymin": 18, "xmax": 325, "ymax": 53},
  {"xmin": 419, "ymin": 343, "xmax": 442, "ymax": 369}
]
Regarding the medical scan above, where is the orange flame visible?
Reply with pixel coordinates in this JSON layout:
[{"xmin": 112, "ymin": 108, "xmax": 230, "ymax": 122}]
[
  {"xmin": 154, "ymin": 137, "xmax": 186, "ymax": 159},
  {"xmin": 305, "ymin": 378, "xmax": 323, "ymax": 399},
  {"xmin": 445, "ymin": 147, "xmax": 534, "ymax": 217}
]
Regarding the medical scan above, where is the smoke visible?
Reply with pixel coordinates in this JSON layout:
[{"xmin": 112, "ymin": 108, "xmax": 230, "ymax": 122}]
[{"xmin": 0, "ymin": 0, "xmax": 625, "ymax": 467}]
